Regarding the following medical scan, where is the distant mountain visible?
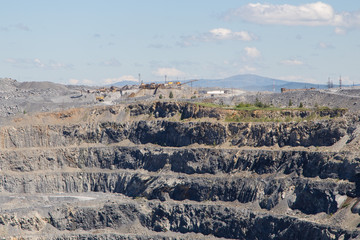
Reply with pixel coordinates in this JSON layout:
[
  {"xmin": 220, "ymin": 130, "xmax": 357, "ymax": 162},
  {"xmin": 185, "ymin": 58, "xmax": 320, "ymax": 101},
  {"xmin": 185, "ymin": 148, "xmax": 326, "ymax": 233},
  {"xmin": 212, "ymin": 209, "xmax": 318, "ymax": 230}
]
[
  {"xmin": 107, "ymin": 80, "xmax": 139, "ymax": 87},
  {"xmin": 106, "ymin": 74, "xmax": 329, "ymax": 92},
  {"xmin": 191, "ymin": 74, "xmax": 327, "ymax": 92}
]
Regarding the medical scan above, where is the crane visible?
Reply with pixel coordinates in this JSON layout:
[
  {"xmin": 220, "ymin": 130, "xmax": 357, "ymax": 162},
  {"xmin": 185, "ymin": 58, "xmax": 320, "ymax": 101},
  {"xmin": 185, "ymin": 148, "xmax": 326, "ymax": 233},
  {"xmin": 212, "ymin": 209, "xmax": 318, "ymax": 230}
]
[{"xmin": 178, "ymin": 79, "xmax": 198, "ymax": 86}]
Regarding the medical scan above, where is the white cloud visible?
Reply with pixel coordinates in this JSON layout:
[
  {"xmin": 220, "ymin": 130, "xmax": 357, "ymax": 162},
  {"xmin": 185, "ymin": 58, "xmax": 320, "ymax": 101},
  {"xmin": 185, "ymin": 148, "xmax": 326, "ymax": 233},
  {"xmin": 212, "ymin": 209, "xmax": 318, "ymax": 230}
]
[
  {"xmin": 68, "ymin": 79, "xmax": 79, "ymax": 85},
  {"xmin": 153, "ymin": 67, "xmax": 184, "ymax": 77},
  {"xmin": 233, "ymin": 31, "xmax": 253, "ymax": 41},
  {"xmin": 278, "ymin": 75, "xmax": 317, "ymax": 83},
  {"xmin": 244, "ymin": 47, "xmax": 261, "ymax": 58},
  {"xmin": 6, "ymin": 58, "xmax": 72, "ymax": 70},
  {"xmin": 208, "ymin": 28, "xmax": 254, "ymax": 41},
  {"xmin": 103, "ymin": 75, "xmax": 138, "ymax": 85},
  {"xmin": 239, "ymin": 65, "xmax": 257, "ymax": 73},
  {"xmin": 227, "ymin": 2, "xmax": 360, "ymax": 31},
  {"xmin": 178, "ymin": 28, "xmax": 255, "ymax": 46},
  {"xmin": 318, "ymin": 42, "xmax": 334, "ymax": 49},
  {"xmin": 281, "ymin": 59, "xmax": 304, "ymax": 66},
  {"xmin": 334, "ymin": 27, "xmax": 346, "ymax": 35},
  {"xmin": 339, "ymin": 76, "xmax": 352, "ymax": 85},
  {"xmin": 68, "ymin": 78, "xmax": 94, "ymax": 85},
  {"xmin": 228, "ymin": 2, "xmax": 336, "ymax": 26},
  {"xmin": 82, "ymin": 79, "xmax": 95, "ymax": 85},
  {"xmin": 209, "ymin": 28, "xmax": 232, "ymax": 39}
]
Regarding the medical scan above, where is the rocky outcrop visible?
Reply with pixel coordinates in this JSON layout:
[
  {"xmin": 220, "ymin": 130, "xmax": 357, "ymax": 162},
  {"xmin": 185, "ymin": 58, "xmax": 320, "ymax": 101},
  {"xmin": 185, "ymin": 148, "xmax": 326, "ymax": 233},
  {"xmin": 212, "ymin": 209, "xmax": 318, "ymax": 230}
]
[
  {"xmin": 45, "ymin": 201, "xmax": 360, "ymax": 240},
  {"xmin": 0, "ymin": 146, "xmax": 358, "ymax": 182},
  {"xmin": 0, "ymin": 118, "xmax": 349, "ymax": 149},
  {"xmin": 0, "ymin": 170, "xmax": 352, "ymax": 213}
]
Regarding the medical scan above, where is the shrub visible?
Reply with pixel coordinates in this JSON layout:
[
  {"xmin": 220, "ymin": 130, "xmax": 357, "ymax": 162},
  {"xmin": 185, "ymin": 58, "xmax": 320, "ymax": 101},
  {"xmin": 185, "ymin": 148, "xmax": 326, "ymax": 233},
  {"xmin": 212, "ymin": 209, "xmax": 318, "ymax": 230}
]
[
  {"xmin": 255, "ymin": 98, "xmax": 270, "ymax": 108},
  {"xmin": 169, "ymin": 91, "xmax": 174, "ymax": 99},
  {"xmin": 255, "ymin": 98, "xmax": 263, "ymax": 108},
  {"xmin": 236, "ymin": 102, "xmax": 252, "ymax": 108}
]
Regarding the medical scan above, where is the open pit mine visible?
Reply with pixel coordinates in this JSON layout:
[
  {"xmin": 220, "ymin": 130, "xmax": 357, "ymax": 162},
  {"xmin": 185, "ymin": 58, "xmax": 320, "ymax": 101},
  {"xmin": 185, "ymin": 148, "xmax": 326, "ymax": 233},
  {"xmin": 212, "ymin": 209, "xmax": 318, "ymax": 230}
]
[{"xmin": 0, "ymin": 101, "xmax": 360, "ymax": 239}]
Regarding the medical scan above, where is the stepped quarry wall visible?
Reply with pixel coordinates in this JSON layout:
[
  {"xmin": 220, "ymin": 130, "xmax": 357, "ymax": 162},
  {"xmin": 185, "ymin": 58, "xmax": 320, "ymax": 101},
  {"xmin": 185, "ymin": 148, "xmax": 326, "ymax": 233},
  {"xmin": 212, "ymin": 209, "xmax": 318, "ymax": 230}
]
[{"xmin": 0, "ymin": 102, "xmax": 359, "ymax": 239}]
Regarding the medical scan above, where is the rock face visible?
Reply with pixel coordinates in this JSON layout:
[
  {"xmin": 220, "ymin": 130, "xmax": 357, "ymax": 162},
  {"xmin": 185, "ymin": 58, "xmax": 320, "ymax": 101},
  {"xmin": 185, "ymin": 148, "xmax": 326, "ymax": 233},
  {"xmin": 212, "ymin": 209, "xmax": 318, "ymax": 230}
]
[{"xmin": 0, "ymin": 102, "xmax": 360, "ymax": 239}]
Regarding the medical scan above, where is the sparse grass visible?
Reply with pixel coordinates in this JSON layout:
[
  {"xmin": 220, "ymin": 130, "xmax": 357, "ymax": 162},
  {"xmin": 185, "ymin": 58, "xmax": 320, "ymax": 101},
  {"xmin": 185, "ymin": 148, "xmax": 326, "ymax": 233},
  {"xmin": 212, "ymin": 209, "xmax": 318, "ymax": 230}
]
[
  {"xmin": 225, "ymin": 110, "xmax": 338, "ymax": 123},
  {"xmin": 234, "ymin": 105, "xmax": 286, "ymax": 111},
  {"xmin": 225, "ymin": 116, "xmax": 274, "ymax": 123},
  {"xmin": 192, "ymin": 101, "xmax": 346, "ymax": 123},
  {"xmin": 316, "ymin": 106, "xmax": 331, "ymax": 111},
  {"xmin": 225, "ymin": 115, "xmax": 299, "ymax": 123},
  {"xmin": 194, "ymin": 101, "xmax": 290, "ymax": 111},
  {"xmin": 234, "ymin": 100, "xmax": 306, "ymax": 111},
  {"xmin": 342, "ymin": 203, "xmax": 350, "ymax": 208},
  {"xmin": 194, "ymin": 102, "xmax": 222, "ymax": 108},
  {"xmin": 235, "ymin": 102, "xmax": 252, "ymax": 108},
  {"xmin": 341, "ymin": 197, "xmax": 353, "ymax": 209},
  {"xmin": 226, "ymin": 115, "xmax": 334, "ymax": 123}
]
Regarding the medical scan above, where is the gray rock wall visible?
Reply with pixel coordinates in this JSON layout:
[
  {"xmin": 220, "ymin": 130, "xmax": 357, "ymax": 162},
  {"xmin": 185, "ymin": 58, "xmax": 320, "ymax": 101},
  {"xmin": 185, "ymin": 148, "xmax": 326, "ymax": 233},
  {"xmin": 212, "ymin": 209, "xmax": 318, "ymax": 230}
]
[
  {"xmin": 0, "ymin": 119, "xmax": 349, "ymax": 148},
  {"xmin": 0, "ymin": 102, "xmax": 358, "ymax": 239}
]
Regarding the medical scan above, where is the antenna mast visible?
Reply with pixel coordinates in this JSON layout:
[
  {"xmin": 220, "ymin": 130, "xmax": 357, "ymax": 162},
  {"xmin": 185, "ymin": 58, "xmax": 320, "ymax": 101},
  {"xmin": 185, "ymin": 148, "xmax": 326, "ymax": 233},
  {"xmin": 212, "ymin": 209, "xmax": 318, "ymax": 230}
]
[
  {"xmin": 339, "ymin": 75, "xmax": 342, "ymax": 89},
  {"xmin": 273, "ymin": 80, "xmax": 275, "ymax": 92}
]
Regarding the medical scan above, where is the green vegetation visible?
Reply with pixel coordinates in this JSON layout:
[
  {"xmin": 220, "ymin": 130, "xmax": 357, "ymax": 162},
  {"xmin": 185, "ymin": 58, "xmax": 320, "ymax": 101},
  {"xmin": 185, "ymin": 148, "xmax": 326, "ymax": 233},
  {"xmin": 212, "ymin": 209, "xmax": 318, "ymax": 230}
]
[
  {"xmin": 169, "ymin": 91, "xmax": 174, "ymax": 99},
  {"xmin": 192, "ymin": 100, "xmax": 347, "ymax": 123},
  {"xmin": 225, "ymin": 112, "xmax": 333, "ymax": 123},
  {"xmin": 196, "ymin": 101, "xmax": 294, "ymax": 111},
  {"xmin": 341, "ymin": 197, "xmax": 353, "ymax": 209},
  {"xmin": 315, "ymin": 106, "xmax": 330, "ymax": 111},
  {"xmin": 159, "ymin": 94, "xmax": 163, "ymax": 99},
  {"xmin": 236, "ymin": 102, "xmax": 252, "ymax": 108},
  {"xmin": 234, "ymin": 100, "xmax": 279, "ymax": 111},
  {"xmin": 255, "ymin": 98, "xmax": 270, "ymax": 108},
  {"xmin": 194, "ymin": 98, "xmax": 272, "ymax": 110}
]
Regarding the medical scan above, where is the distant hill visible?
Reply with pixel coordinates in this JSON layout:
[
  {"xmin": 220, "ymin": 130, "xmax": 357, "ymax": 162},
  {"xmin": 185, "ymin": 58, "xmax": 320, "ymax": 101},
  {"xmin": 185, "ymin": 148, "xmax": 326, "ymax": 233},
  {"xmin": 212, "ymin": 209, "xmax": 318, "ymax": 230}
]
[
  {"xmin": 106, "ymin": 74, "xmax": 329, "ymax": 92},
  {"xmin": 191, "ymin": 74, "xmax": 327, "ymax": 92}
]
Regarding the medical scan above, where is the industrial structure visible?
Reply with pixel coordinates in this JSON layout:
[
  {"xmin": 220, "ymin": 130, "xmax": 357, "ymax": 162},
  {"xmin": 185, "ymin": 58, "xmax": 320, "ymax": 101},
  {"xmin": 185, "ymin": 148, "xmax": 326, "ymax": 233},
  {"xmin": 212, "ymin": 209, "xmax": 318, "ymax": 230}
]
[{"xmin": 91, "ymin": 79, "xmax": 198, "ymax": 101}]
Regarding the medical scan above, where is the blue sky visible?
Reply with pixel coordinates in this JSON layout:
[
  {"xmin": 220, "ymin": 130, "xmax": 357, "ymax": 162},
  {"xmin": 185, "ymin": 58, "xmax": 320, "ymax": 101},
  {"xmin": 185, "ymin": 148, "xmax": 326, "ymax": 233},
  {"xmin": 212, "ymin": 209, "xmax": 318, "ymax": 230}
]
[{"xmin": 1, "ymin": 1, "xmax": 360, "ymax": 85}]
